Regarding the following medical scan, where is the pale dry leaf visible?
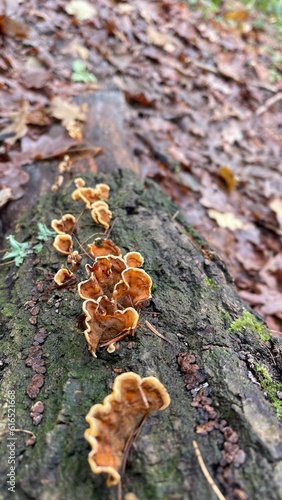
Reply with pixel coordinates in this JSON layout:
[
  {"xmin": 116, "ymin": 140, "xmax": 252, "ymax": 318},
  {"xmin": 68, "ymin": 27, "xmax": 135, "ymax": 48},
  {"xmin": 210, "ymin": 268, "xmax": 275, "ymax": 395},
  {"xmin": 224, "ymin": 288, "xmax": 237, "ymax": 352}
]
[
  {"xmin": 0, "ymin": 187, "xmax": 12, "ymax": 208},
  {"xmin": 270, "ymin": 197, "xmax": 282, "ymax": 228},
  {"xmin": 50, "ymin": 97, "xmax": 87, "ymax": 128},
  {"xmin": 208, "ymin": 209, "xmax": 244, "ymax": 231},
  {"xmin": 146, "ymin": 26, "xmax": 177, "ymax": 52},
  {"xmin": 65, "ymin": 0, "xmax": 97, "ymax": 21},
  {"xmin": 1, "ymin": 100, "xmax": 29, "ymax": 145}
]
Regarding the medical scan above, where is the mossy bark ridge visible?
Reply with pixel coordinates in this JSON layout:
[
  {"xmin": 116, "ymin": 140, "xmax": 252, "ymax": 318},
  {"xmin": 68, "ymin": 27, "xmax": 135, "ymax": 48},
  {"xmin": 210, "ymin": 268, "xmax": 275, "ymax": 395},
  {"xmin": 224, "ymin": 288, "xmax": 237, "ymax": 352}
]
[{"xmin": 0, "ymin": 170, "xmax": 282, "ymax": 500}]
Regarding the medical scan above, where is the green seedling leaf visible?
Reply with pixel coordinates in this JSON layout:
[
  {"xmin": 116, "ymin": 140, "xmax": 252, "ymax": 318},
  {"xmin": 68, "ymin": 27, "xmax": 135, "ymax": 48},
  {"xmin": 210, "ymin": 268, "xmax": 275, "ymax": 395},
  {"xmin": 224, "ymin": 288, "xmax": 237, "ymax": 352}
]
[
  {"xmin": 71, "ymin": 60, "xmax": 97, "ymax": 83},
  {"xmin": 36, "ymin": 223, "xmax": 56, "ymax": 242},
  {"xmin": 3, "ymin": 235, "xmax": 29, "ymax": 266},
  {"xmin": 33, "ymin": 243, "xmax": 44, "ymax": 254}
]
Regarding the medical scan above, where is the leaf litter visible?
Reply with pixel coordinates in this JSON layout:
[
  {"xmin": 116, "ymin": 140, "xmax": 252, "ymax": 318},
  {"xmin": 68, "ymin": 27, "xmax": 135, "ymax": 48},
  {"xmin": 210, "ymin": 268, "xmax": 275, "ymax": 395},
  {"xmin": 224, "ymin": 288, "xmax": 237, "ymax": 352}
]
[{"xmin": 0, "ymin": 0, "xmax": 281, "ymax": 334}]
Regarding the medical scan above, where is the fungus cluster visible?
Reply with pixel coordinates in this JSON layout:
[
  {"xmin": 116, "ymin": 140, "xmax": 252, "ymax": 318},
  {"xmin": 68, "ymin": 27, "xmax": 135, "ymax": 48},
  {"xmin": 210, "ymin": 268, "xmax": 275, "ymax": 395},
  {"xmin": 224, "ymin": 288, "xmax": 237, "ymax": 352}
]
[
  {"xmin": 51, "ymin": 178, "xmax": 169, "ymax": 490},
  {"xmin": 52, "ymin": 179, "xmax": 152, "ymax": 356},
  {"xmin": 84, "ymin": 372, "xmax": 170, "ymax": 486}
]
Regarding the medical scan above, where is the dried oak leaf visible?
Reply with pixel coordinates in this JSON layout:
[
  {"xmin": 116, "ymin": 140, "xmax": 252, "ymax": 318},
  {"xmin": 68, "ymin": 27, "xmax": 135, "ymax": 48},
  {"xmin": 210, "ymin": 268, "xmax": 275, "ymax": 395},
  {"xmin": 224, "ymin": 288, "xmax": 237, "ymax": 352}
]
[
  {"xmin": 50, "ymin": 96, "xmax": 87, "ymax": 128},
  {"xmin": 82, "ymin": 296, "xmax": 139, "ymax": 357},
  {"xmin": 84, "ymin": 372, "xmax": 170, "ymax": 486}
]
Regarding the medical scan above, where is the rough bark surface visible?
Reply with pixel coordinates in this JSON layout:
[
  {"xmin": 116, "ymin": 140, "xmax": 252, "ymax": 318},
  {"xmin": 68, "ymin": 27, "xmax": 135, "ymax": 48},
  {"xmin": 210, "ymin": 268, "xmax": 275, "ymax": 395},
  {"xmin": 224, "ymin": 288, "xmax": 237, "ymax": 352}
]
[{"xmin": 0, "ymin": 170, "xmax": 282, "ymax": 500}]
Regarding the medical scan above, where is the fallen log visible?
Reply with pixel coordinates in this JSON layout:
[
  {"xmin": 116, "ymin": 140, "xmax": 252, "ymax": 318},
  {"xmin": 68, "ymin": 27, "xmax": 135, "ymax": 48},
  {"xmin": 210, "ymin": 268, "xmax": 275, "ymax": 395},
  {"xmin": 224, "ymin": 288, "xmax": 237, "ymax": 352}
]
[{"xmin": 0, "ymin": 93, "xmax": 282, "ymax": 500}]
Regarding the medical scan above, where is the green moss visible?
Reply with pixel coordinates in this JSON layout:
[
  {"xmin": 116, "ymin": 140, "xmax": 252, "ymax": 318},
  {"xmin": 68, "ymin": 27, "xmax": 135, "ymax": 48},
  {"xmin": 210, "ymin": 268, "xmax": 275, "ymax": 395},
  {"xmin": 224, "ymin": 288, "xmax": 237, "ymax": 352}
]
[
  {"xmin": 254, "ymin": 363, "xmax": 282, "ymax": 419},
  {"xmin": 228, "ymin": 309, "xmax": 271, "ymax": 342},
  {"xmin": 203, "ymin": 277, "xmax": 220, "ymax": 289}
]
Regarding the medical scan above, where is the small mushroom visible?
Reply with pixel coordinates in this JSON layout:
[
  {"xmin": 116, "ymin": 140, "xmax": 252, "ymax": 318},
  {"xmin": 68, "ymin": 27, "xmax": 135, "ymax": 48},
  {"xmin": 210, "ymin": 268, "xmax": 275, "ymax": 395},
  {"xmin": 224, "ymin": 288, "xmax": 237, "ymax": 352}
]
[
  {"xmin": 53, "ymin": 234, "xmax": 73, "ymax": 255},
  {"xmin": 113, "ymin": 268, "xmax": 152, "ymax": 308},
  {"xmin": 82, "ymin": 297, "xmax": 139, "ymax": 357},
  {"xmin": 54, "ymin": 268, "xmax": 75, "ymax": 286},
  {"xmin": 51, "ymin": 214, "xmax": 76, "ymax": 235},
  {"xmin": 124, "ymin": 252, "xmax": 144, "ymax": 268},
  {"xmin": 91, "ymin": 201, "xmax": 112, "ymax": 229},
  {"xmin": 88, "ymin": 238, "xmax": 122, "ymax": 258},
  {"xmin": 84, "ymin": 372, "xmax": 170, "ymax": 486}
]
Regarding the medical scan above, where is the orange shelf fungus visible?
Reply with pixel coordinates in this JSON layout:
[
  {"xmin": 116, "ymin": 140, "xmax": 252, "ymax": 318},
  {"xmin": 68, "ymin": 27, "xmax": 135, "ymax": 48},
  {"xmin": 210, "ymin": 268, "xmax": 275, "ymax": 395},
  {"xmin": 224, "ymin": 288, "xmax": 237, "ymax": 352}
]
[
  {"xmin": 74, "ymin": 177, "xmax": 85, "ymax": 188},
  {"xmin": 85, "ymin": 256, "xmax": 127, "ymax": 293},
  {"xmin": 51, "ymin": 214, "xmax": 76, "ymax": 235},
  {"xmin": 91, "ymin": 201, "xmax": 112, "ymax": 229},
  {"xmin": 84, "ymin": 372, "xmax": 170, "ymax": 486},
  {"xmin": 113, "ymin": 268, "xmax": 152, "ymax": 308},
  {"xmin": 124, "ymin": 252, "xmax": 144, "ymax": 268},
  {"xmin": 82, "ymin": 297, "xmax": 139, "ymax": 357},
  {"xmin": 53, "ymin": 234, "xmax": 73, "ymax": 255},
  {"xmin": 88, "ymin": 238, "xmax": 121, "ymax": 258},
  {"xmin": 54, "ymin": 268, "xmax": 74, "ymax": 286},
  {"xmin": 78, "ymin": 275, "xmax": 103, "ymax": 301},
  {"xmin": 72, "ymin": 183, "xmax": 110, "ymax": 209}
]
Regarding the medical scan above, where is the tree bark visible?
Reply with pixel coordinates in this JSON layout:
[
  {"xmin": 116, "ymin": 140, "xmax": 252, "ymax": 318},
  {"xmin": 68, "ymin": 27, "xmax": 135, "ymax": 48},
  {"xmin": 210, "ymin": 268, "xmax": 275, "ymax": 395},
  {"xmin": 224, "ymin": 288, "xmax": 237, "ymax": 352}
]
[{"xmin": 0, "ymin": 168, "xmax": 282, "ymax": 500}]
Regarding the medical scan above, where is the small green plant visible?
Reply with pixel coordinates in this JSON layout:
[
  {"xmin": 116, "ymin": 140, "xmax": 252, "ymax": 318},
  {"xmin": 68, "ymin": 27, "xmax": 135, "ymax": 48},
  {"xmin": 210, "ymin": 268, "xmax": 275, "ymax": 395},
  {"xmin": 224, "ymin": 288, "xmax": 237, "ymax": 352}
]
[
  {"xmin": 71, "ymin": 60, "xmax": 97, "ymax": 83},
  {"xmin": 254, "ymin": 362, "xmax": 282, "ymax": 419},
  {"xmin": 3, "ymin": 235, "xmax": 30, "ymax": 266},
  {"xmin": 33, "ymin": 224, "xmax": 56, "ymax": 254},
  {"xmin": 2, "ymin": 224, "xmax": 56, "ymax": 266},
  {"xmin": 203, "ymin": 277, "xmax": 220, "ymax": 289},
  {"xmin": 228, "ymin": 309, "xmax": 271, "ymax": 341}
]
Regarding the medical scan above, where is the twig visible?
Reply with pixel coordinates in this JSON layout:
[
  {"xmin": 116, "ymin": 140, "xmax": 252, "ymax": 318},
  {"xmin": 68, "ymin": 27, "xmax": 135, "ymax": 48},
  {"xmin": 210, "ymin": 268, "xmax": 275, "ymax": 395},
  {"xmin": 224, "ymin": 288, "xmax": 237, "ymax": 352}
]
[
  {"xmin": 145, "ymin": 320, "xmax": 173, "ymax": 345},
  {"xmin": 255, "ymin": 92, "xmax": 282, "ymax": 116},
  {"xmin": 192, "ymin": 440, "xmax": 226, "ymax": 500},
  {"xmin": 171, "ymin": 210, "xmax": 179, "ymax": 222}
]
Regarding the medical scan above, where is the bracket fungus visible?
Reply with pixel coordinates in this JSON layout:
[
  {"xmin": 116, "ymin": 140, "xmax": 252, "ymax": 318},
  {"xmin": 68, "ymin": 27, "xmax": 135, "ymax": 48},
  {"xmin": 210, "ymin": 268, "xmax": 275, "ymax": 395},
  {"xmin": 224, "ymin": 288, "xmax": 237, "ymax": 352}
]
[
  {"xmin": 88, "ymin": 238, "xmax": 122, "ymax": 258},
  {"xmin": 53, "ymin": 234, "xmax": 73, "ymax": 255},
  {"xmin": 54, "ymin": 268, "xmax": 75, "ymax": 286},
  {"xmin": 85, "ymin": 256, "xmax": 127, "ymax": 294},
  {"xmin": 51, "ymin": 214, "xmax": 76, "ymax": 235},
  {"xmin": 72, "ymin": 183, "xmax": 110, "ymax": 209},
  {"xmin": 84, "ymin": 372, "xmax": 170, "ymax": 486},
  {"xmin": 124, "ymin": 252, "xmax": 144, "ymax": 268},
  {"xmin": 91, "ymin": 201, "xmax": 112, "ymax": 229},
  {"xmin": 113, "ymin": 268, "xmax": 152, "ymax": 308},
  {"xmin": 82, "ymin": 297, "xmax": 139, "ymax": 357}
]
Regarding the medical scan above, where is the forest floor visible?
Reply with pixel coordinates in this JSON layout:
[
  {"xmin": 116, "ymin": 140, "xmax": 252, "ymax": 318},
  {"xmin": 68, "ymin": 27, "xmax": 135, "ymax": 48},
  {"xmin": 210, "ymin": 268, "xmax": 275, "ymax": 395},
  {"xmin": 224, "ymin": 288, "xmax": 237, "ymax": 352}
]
[{"xmin": 0, "ymin": 0, "xmax": 282, "ymax": 334}]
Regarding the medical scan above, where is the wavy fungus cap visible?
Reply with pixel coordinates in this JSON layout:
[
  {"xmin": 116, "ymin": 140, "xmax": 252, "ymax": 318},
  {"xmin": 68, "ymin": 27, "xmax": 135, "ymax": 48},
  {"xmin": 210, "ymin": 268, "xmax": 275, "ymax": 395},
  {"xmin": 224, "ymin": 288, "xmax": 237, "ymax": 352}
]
[
  {"xmin": 88, "ymin": 239, "xmax": 121, "ymax": 258},
  {"xmin": 82, "ymin": 297, "xmax": 139, "ymax": 357},
  {"xmin": 91, "ymin": 201, "xmax": 112, "ymax": 229},
  {"xmin": 53, "ymin": 234, "xmax": 73, "ymax": 255},
  {"xmin": 124, "ymin": 252, "xmax": 144, "ymax": 268},
  {"xmin": 84, "ymin": 372, "xmax": 170, "ymax": 486},
  {"xmin": 113, "ymin": 268, "xmax": 152, "ymax": 308},
  {"xmin": 54, "ymin": 268, "xmax": 75, "ymax": 285},
  {"xmin": 51, "ymin": 214, "xmax": 76, "ymax": 235},
  {"xmin": 72, "ymin": 183, "xmax": 110, "ymax": 209}
]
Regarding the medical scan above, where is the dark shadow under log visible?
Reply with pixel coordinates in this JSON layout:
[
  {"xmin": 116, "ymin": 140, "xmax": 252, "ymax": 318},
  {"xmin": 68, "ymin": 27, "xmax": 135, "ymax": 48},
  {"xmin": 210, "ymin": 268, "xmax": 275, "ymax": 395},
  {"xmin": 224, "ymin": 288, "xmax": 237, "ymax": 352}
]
[{"xmin": 0, "ymin": 169, "xmax": 282, "ymax": 500}]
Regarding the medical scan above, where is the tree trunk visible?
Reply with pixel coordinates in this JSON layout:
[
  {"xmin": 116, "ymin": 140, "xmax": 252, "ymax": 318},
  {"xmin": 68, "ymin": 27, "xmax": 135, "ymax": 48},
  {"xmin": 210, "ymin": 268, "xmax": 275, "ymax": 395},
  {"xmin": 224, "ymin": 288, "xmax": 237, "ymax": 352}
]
[{"xmin": 0, "ymin": 168, "xmax": 282, "ymax": 500}]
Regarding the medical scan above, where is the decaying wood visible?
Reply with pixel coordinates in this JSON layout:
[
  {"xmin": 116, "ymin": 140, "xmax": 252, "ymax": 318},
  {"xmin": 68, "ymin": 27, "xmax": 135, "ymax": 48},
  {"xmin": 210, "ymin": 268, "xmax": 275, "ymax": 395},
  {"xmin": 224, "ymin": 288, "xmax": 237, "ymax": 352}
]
[{"xmin": 0, "ymin": 91, "xmax": 282, "ymax": 500}]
